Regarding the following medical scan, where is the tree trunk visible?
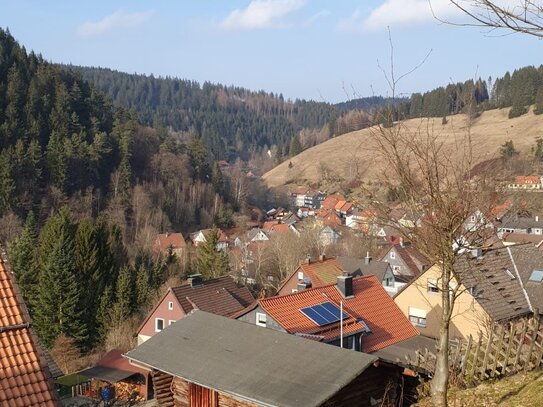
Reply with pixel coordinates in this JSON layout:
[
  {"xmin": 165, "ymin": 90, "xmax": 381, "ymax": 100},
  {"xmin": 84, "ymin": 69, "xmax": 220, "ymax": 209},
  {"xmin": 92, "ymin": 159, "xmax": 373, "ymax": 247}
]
[{"xmin": 431, "ymin": 266, "xmax": 452, "ymax": 407}]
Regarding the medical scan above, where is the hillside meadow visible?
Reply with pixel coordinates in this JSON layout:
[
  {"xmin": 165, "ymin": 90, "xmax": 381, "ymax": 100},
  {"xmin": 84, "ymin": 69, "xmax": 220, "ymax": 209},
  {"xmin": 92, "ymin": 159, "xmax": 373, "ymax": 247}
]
[{"xmin": 263, "ymin": 107, "xmax": 543, "ymax": 188}]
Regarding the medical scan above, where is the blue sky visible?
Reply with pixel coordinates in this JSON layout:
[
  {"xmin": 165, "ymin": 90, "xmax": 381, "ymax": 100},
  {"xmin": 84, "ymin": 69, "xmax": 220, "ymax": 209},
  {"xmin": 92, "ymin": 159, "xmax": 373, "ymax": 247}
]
[{"xmin": 0, "ymin": 0, "xmax": 540, "ymax": 103}]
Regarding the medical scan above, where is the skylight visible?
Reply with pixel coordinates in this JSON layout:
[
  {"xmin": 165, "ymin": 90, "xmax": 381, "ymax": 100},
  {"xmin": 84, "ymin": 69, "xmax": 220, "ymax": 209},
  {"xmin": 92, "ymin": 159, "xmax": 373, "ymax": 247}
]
[{"xmin": 528, "ymin": 269, "xmax": 543, "ymax": 283}]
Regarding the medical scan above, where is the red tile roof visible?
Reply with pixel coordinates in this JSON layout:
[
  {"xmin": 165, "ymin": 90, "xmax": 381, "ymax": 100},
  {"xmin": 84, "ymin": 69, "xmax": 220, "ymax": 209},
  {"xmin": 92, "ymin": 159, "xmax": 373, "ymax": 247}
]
[
  {"xmin": 515, "ymin": 175, "xmax": 541, "ymax": 185},
  {"xmin": 262, "ymin": 220, "xmax": 279, "ymax": 232},
  {"xmin": 154, "ymin": 232, "xmax": 186, "ymax": 252},
  {"xmin": 321, "ymin": 195, "xmax": 345, "ymax": 210},
  {"xmin": 0, "ymin": 259, "xmax": 60, "ymax": 407},
  {"xmin": 269, "ymin": 223, "xmax": 292, "ymax": 235},
  {"xmin": 296, "ymin": 258, "xmax": 345, "ymax": 286},
  {"xmin": 261, "ymin": 276, "xmax": 418, "ymax": 352}
]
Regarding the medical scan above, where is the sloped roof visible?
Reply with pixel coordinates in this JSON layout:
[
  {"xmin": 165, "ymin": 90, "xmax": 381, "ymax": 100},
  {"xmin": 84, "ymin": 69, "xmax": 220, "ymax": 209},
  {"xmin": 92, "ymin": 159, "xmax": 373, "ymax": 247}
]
[
  {"xmin": 515, "ymin": 175, "xmax": 541, "ymax": 184},
  {"xmin": 321, "ymin": 194, "xmax": 345, "ymax": 210},
  {"xmin": 336, "ymin": 256, "xmax": 391, "ymax": 283},
  {"xmin": 125, "ymin": 311, "xmax": 377, "ymax": 407},
  {"xmin": 508, "ymin": 244, "xmax": 543, "ymax": 314},
  {"xmin": 269, "ymin": 223, "xmax": 292, "ymax": 235},
  {"xmin": 296, "ymin": 257, "xmax": 345, "ymax": 286},
  {"xmin": 191, "ymin": 228, "xmax": 229, "ymax": 243},
  {"xmin": 262, "ymin": 220, "xmax": 279, "ymax": 232},
  {"xmin": 171, "ymin": 276, "xmax": 254, "ymax": 317},
  {"xmin": 154, "ymin": 232, "xmax": 186, "ymax": 252},
  {"xmin": 0, "ymin": 259, "xmax": 60, "ymax": 407},
  {"xmin": 261, "ymin": 275, "xmax": 419, "ymax": 353},
  {"xmin": 454, "ymin": 247, "xmax": 531, "ymax": 322}
]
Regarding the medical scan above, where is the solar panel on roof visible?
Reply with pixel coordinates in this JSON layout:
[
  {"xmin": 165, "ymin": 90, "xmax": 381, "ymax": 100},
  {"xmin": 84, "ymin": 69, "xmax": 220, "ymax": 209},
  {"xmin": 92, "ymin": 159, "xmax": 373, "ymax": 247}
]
[{"xmin": 300, "ymin": 301, "xmax": 349, "ymax": 326}]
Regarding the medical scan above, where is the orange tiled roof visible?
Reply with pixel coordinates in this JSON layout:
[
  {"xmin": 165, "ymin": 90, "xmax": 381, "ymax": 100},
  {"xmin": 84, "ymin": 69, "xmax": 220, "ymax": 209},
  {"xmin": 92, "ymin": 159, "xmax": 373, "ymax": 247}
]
[
  {"xmin": 154, "ymin": 232, "xmax": 186, "ymax": 252},
  {"xmin": 262, "ymin": 220, "xmax": 279, "ymax": 232},
  {"xmin": 269, "ymin": 223, "xmax": 291, "ymax": 234},
  {"xmin": 0, "ymin": 260, "xmax": 60, "ymax": 407},
  {"xmin": 321, "ymin": 195, "xmax": 345, "ymax": 210},
  {"xmin": 334, "ymin": 200, "xmax": 347, "ymax": 211},
  {"xmin": 515, "ymin": 175, "xmax": 540, "ymax": 185},
  {"xmin": 260, "ymin": 275, "xmax": 418, "ymax": 352},
  {"xmin": 296, "ymin": 258, "xmax": 345, "ymax": 286}
]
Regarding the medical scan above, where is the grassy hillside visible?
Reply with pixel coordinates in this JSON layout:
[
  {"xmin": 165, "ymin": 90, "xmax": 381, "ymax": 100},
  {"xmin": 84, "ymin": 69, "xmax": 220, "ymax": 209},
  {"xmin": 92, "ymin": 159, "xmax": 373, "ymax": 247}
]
[
  {"xmin": 263, "ymin": 107, "xmax": 543, "ymax": 188},
  {"xmin": 415, "ymin": 370, "xmax": 543, "ymax": 406}
]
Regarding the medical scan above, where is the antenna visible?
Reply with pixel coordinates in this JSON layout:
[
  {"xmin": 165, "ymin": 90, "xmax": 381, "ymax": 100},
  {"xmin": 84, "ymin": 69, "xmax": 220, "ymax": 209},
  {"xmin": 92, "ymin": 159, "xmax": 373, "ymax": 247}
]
[{"xmin": 340, "ymin": 300, "xmax": 344, "ymax": 348}]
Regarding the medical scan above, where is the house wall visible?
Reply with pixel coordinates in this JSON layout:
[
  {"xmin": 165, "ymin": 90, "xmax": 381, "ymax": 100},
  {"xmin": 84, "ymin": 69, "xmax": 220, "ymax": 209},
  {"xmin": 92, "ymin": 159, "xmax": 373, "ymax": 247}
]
[
  {"xmin": 138, "ymin": 291, "xmax": 186, "ymax": 344},
  {"xmin": 394, "ymin": 265, "xmax": 491, "ymax": 340},
  {"xmin": 325, "ymin": 364, "xmax": 402, "ymax": 407},
  {"xmin": 170, "ymin": 376, "xmax": 258, "ymax": 407},
  {"xmin": 277, "ymin": 268, "xmax": 302, "ymax": 296},
  {"xmin": 381, "ymin": 247, "xmax": 411, "ymax": 276},
  {"xmin": 236, "ymin": 305, "xmax": 287, "ymax": 333}
]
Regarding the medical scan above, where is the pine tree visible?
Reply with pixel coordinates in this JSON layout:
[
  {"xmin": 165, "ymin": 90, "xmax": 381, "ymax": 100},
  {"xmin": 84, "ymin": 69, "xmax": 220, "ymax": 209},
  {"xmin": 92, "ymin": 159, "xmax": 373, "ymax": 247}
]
[
  {"xmin": 111, "ymin": 266, "xmax": 135, "ymax": 322},
  {"xmin": 500, "ymin": 140, "xmax": 518, "ymax": 163},
  {"xmin": 33, "ymin": 216, "xmax": 87, "ymax": 348},
  {"xmin": 534, "ymin": 138, "xmax": 543, "ymax": 161},
  {"xmin": 534, "ymin": 87, "xmax": 543, "ymax": 115},
  {"xmin": 289, "ymin": 135, "xmax": 302, "ymax": 156},
  {"xmin": 135, "ymin": 263, "xmax": 150, "ymax": 307},
  {"xmin": 211, "ymin": 161, "xmax": 224, "ymax": 195},
  {"xmin": 196, "ymin": 228, "xmax": 230, "ymax": 279},
  {"xmin": 8, "ymin": 211, "xmax": 38, "ymax": 310}
]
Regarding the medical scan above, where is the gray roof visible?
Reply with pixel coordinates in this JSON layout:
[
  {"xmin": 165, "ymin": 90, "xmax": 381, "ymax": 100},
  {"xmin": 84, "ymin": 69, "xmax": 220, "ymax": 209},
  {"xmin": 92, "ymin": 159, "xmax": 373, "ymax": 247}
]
[
  {"xmin": 372, "ymin": 335, "xmax": 437, "ymax": 371},
  {"xmin": 508, "ymin": 244, "xmax": 543, "ymax": 313},
  {"xmin": 500, "ymin": 215, "xmax": 543, "ymax": 230},
  {"xmin": 336, "ymin": 256, "xmax": 390, "ymax": 282},
  {"xmin": 125, "ymin": 311, "xmax": 377, "ymax": 407},
  {"xmin": 454, "ymin": 247, "xmax": 531, "ymax": 322}
]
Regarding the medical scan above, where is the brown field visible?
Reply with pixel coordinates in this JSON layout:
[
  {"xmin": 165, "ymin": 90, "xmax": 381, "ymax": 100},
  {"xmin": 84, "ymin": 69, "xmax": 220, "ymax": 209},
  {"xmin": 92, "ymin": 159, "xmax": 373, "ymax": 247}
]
[{"xmin": 262, "ymin": 107, "xmax": 543, "ymax": 188}]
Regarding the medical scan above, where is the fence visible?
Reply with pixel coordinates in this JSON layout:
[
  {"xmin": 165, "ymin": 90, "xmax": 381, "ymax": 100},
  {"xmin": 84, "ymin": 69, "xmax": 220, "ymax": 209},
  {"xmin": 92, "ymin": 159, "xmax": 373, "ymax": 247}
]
[{"xmin": 407, "ymin": 315, "xmax": 543, "ymax": 384}]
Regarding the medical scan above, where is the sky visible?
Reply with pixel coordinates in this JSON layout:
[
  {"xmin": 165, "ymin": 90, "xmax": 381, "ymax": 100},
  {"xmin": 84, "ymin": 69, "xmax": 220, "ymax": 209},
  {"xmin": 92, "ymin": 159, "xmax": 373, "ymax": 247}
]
[{"xmin": 0, "ymin": 0, "xmax": 541, "ymax": 103}]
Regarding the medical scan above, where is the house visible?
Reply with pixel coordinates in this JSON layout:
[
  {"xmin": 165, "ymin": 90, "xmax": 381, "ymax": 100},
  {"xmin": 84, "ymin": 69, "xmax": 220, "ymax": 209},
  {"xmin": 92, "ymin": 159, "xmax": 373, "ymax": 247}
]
[
  {"xmin": 346, "ymin": 208, "xmax": 364, "ymax": 230},
  {"xmin": 336, "ymin": 255, "xmax": 406, "ymax": 296},
  {"xmin": 238, "ymin": 274, "xmax": 419, "ymax": 354},
  {"xmin": 321, "ymin": 194, "xmax": 346, "ymax": 210},
  {"xmin": 78, "ymin": 350, "xmax": 152, "ymax": 401},
  {"xmin": 463, "ymin": 209, "xmax": 496, "ymax": 233},
  {"xmin": 335, "ymin": 200, "xmax": 353, "ymax": 218},
  {"xmin": 297, "ymin": 206, "xmax": 315, "ymax": 218},
  {"xmin": 153, "ymin": 232, "xmax": 186, "ymax": 256},
  {"xmin": 246, "ymin": 228, "xmax": 269, "ymax": 243},
  {"xmin": 292, "ymin": 187, "xmax": 324, "ymax": 209},
  {"xmin": 136, "ymin": 275, "xmax": 254, "ymax": 344},
  {"xmin": 269, "ymin": 222, "xmax": 299, "ymax": 236},
  {"xmin": 190, "ymin": 228, "xmax": 229, "ymax": 251},
  {"xmin": 394, "ymin": 245, "xmax": 543, "ymax": 340},
  {"xmin": 0, "ymin": 257, "xmax": 60, "ymax": 406},
  {"xmin": 508, "ymin": 175, "xmax": 543, "ymax": 190},
  {"xmin": 316, "ymin": 207, "xmax": 342, "ymax": 227},
  {"xmin": 379, "ymin": 241, "xmax": 429, "ymax": 281},
  {"xmin": 126, "ymin": 310, "xmax": 407, "ymax": 407},
  {"xmin": 497, "ymin": 215, "xmax": 543, "ymax": 237},
  {"xmin": 319, "ymin": 225, "xmax": 341, "ymax": 246},
  {"xmin": 277, "ymin": 255, "xmax": 346, "ymax": 295}
]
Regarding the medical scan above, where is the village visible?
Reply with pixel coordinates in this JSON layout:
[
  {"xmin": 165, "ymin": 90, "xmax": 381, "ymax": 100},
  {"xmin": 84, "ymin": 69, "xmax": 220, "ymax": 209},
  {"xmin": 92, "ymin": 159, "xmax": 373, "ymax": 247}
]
[{"xmin": 4, "ymin": 166, "xmax": 543, "ymax": 407}]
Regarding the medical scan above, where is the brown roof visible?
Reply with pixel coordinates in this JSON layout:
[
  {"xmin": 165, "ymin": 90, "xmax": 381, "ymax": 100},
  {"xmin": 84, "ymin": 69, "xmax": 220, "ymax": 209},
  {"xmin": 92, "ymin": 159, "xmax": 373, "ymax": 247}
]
[
  {"xmin": 454, "ymin": 247, "xmax": 532, "ymax": 322},
  {"xmin": 269, "ymin": 223, "xmax": 292, "ymax": 235},
  {"xmin": 321, "ymin": 195, "xmax": 345, "ymax": 210},
  {"xmin": 260, "ymin": 275, "xmax": 418, "ymax": 352},
  {"xmin": 171, "ymin": 276, "xmax": 255, "ymax": 317},
  {"xmin": 0, "ymin": 259, "xmax": 60, "ymax": 407},
  {"xmin": 515, "ymin": 175, "xmax": 540, "ymax": 185},
  {"xmin": 154, "ymin": 232, "xmax": 186, "ymax": 252},
  {"xmin": 262, "ymin": 220, "xmax": 279, "ymax": 232},
  {"xmin": 292, "ymin": 257, "xmax": 345, "ymax": 286},
  {"xmin": 508, "ymin": 244, "xmax": 543, "ymax": 314}
]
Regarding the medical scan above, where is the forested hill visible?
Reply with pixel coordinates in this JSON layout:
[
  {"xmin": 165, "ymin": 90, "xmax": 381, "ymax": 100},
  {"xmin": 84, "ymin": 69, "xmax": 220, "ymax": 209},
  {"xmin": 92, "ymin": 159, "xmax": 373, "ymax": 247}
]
[{"xmin": 60, "ymin": 64, "xmax": 341, "ymax": 160}]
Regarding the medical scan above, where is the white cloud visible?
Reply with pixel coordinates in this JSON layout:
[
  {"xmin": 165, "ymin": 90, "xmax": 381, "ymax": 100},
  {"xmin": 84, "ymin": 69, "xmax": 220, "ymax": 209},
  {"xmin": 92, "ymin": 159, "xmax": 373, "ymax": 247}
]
[
  {"xmin": 77, "ymin": 9, "xmax": 155, "ymax": 38},
  {"xmin": 338, "ymin": 0, "xmax": 462, "ymax": 32},
  {"xmin": 221, "ymin": 0, "xmax": 305, "ymax": 30},
  {"xmin": 304, "ymin": 10, "xmax": 330, "ymax": 27}
]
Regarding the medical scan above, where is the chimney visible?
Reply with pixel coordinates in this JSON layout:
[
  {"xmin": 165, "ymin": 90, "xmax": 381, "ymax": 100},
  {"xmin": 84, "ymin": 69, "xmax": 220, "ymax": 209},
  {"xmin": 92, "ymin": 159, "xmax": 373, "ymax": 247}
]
[
  {"xmin": 319, "ymin": 254, "xmax": 326, "ymax": 262},
  {"xmin": 399, "ymin": 237, "xmax": 404, "ymax": 248},
  {"xmin": 188, "ymin": 274, "xmax": 203, "ymax": 287},
  {"xmin": 337, "ymin": 274, "xmax": 353, "ymax": 298},
  {"xmin": 304, "ymin": 255, "xmax": 311, "ymax": 264},
  {"xmin": 536, "ymin": 215, "xmax": 539, "ymax": 222},
  {"xmin": 297, "ymin": 279, "xmax": 312, "ymax": 292},
  {"xmin": 364, "ymin": 251, "xmax": 371, "ymax": 265},
  {"xmin": 470, "ymin": 248, "xmax": 482, "ymax": 259}
]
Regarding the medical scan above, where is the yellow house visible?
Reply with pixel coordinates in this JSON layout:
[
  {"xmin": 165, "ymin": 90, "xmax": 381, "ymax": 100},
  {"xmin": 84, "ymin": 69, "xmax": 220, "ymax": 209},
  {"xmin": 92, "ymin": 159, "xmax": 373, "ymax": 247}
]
[{"xmin": 394, "ymin": 246, "xmax": 536, "ymax": 340}]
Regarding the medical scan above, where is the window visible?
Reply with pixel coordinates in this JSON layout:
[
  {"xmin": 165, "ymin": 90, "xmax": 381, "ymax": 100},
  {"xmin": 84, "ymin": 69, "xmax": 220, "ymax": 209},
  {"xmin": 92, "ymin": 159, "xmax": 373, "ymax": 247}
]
[
  {"xmin": 155, "ymin": 318, "xmax": 164, "ymax": 332},
  {"xmin": 389, "ymin": 251, "xmax": 396, "ymax": 260},
  {"xmin": 168, "ymin": 301, "xmax": 173, "ymax": 310},
  {"xmin": 291, "ymin": 289, "xmax": 298, "ymax": 293},
  {"xmin": 256, "ymin": 312, "xmax": 267, "ymax": 327},
  {"xmin": 393, "ymin": 265, "xmax": 401, "ymax": 273},
  {"xmin": 169, "ymin": 320, "xmax": 176, "ymax": 326},
  {"xmin": 529, "ymin": 269, "xmax": 543, "ymax": 283},
  {"xmin": 298, "ymin": 271, "xmax": 304, "ymax": 280},
  {"xmin": 470, "ymin": 215, "xmax": 476, "ymax": 222},
  {"xmin": 408, "ymin": 307, "xmax": 427, "ymax": 328},
  {"xmin": 427, "ymin": 278, "xmax": 439, "ymax": 294}
]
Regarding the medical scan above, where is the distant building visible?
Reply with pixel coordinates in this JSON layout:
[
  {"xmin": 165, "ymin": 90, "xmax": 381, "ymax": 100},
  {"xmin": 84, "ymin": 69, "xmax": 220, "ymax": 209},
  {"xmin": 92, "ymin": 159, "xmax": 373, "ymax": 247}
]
[
  {"xmin": 508, "ymin": 175, "xmax": 543, "ymax": 190},
  {"xmin": 153, "ymin": 232, "xmax": 186, "ymax": 257}
]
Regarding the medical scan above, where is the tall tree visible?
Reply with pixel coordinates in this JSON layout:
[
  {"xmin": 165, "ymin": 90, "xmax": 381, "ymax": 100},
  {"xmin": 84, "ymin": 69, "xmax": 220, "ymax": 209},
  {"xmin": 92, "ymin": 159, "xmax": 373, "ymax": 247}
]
[{"xmin": 196, "ymin": 228, "xmax": 230, "ymax": 279}]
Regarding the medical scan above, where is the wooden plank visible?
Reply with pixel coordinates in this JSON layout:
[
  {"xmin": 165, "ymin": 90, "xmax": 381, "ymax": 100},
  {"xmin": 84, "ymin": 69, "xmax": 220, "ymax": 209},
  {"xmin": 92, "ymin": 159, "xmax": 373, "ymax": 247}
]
[
  {"xmin": 470, "ymin": 333, "xmax": 483, "ymax": 382},
  {"xmin": 491, "ymin": 325, "xmax": 505, "ymax": 377},
  {"xmin": 502, "ymin": 323, "xmax": 515, "ymax": 374},
  {"xmin": 513, "ymin": 319, "xmax": 528, "ymax": 370},
  {"xmin": 481, "ymin": 329, "xmax": 494, "ymax": 379},
  {"xmin": 460, "ymin": 334, "xmax": 473, "ymax": 376}
]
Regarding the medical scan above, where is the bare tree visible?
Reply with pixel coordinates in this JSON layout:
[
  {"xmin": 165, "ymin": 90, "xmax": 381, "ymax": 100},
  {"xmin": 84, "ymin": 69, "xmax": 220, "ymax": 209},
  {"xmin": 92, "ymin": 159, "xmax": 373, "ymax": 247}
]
[{"xmin": 432, "ymin": 0, "xmax": 543, "ymax": 38}]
